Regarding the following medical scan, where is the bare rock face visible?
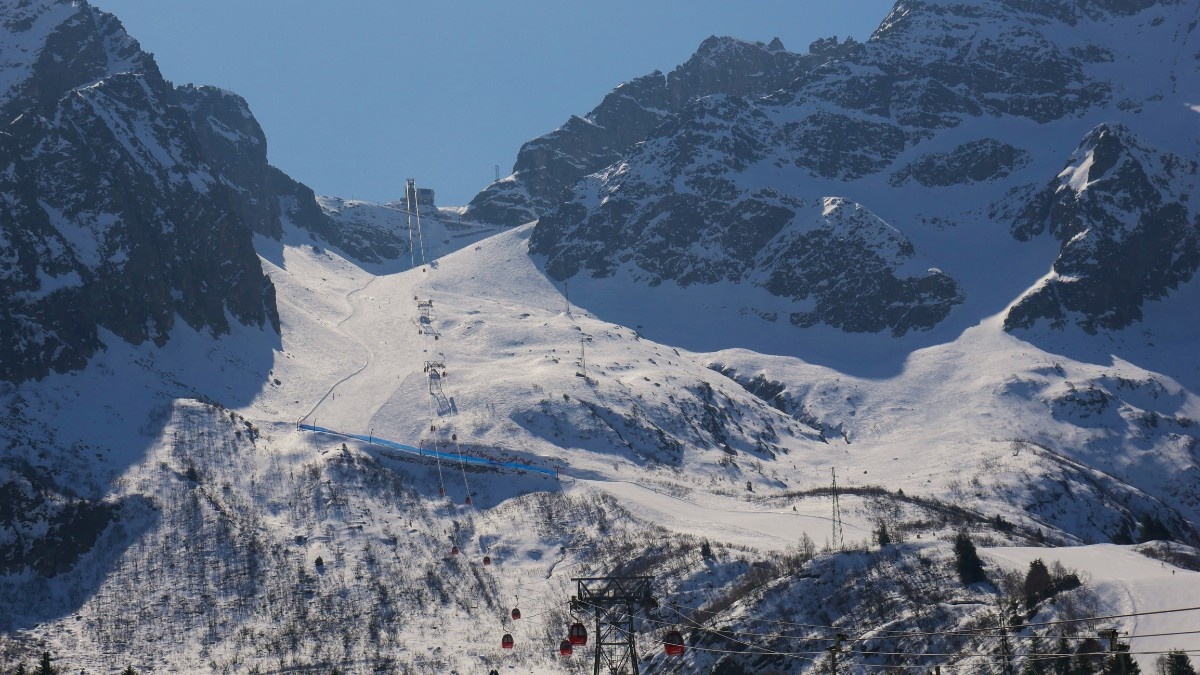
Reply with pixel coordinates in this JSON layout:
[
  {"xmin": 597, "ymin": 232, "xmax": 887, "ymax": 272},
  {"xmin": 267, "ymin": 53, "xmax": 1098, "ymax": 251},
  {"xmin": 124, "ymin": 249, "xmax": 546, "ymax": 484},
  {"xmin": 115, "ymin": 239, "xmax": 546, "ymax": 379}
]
[
  {"xmin": 528, "ymin": 0, "xmax": 1199, "ymax": 339},
  {"xmin": 0, "ymin": 1, "xmax": 281, "ymax": 381},
  {"xmin": 0, "ymin": 0, "xmax": 413, "ymax": 383},
  {"xmin": 1005, "ymin": 124, "xmax": 1200, "ymax": 333},
  {"xmin": 532, "ymin": 142, "xmax": 964, "ymax": 336},
  {"xmin": 891, "ymin": 139, "xmax": 1032, "ymax": 187},
  {"xmin": 0, "ymin": 463, "xmax": 121, "ymax": 578},
  {"xmin": 464, "ymin": 36, "xmax": 850, "ymax": 225}
]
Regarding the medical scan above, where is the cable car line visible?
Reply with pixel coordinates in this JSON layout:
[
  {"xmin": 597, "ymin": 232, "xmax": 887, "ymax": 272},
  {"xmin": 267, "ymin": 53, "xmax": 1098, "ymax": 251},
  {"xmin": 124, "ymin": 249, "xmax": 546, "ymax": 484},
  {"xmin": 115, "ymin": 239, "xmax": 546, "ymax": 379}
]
[
  {"xmin": 649, "ymin": 603, "xmax": 1200, "ymax": 645},
  {"xmin": 592, "ymin": 606, "xmax": 1200, "ymax": 663},
  {"xmin": 674, "ymin": 598, "xmax": 1200, "ymax": 641},
  {"xmin": 568, "ymin": 596, "xmax": 1200, "ymax": 663},
  {"xmin": 426, "ymin": 395, "xmax": 447, "ymax": 500},
  {"xmin": 854, "ymin": 603, "xmax": 1200, "ymax": 640},
  {"xmin": 453, "ymin": 433, "xmax": 473, "ymax": 506}
]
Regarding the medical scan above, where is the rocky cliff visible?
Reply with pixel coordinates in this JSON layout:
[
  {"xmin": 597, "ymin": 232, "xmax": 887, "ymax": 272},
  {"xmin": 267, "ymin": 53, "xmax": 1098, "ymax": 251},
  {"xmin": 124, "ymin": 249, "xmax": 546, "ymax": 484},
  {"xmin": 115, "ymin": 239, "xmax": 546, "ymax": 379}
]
[
  {"xmin": 464, "ymin": 35, "xmax": 858, "ymax": 226},
  {"xmin": 0, "ymin": 0, "xmax": 408, "ymax": 383},
  {"xmin": 527, "ymin": 0, "xmax": 1200, "ymax": 340}
]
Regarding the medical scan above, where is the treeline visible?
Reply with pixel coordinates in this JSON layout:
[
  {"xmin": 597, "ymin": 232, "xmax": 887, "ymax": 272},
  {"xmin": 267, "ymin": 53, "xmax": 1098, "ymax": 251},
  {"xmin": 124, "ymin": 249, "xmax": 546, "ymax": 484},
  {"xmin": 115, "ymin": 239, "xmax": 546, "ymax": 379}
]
[{"xmin": 3, "ymin": 651, "xmax": 136, "ymax": 675}]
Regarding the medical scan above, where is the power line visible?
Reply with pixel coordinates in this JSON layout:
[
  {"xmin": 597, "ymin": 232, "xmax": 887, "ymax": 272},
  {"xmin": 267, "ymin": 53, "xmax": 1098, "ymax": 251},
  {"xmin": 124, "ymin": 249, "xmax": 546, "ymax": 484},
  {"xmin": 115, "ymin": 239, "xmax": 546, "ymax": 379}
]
[
  {"xmin": 572, "ymin": 597, "xmax": 1200, "ymax": 660},
  {"xmin": 864, "ymin": 604, "xmax": 1200, "ymax": 640},
  {"xmin": 616, "ymin": 602, "xmax": 1200, "ymax": 663},
  {"xmin": 675, "ymin": 600, "xmax": 1200, "ymax": 641}
]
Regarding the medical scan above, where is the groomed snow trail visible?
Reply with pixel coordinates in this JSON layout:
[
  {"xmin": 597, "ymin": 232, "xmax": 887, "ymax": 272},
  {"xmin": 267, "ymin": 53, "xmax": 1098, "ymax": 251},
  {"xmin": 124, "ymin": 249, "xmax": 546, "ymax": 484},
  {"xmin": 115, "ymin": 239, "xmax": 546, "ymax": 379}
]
[
  {"xmin": 983, "ymin": 545, "xmax": 1200, "ymax": 670},
  {"xmin": 574, "ymin": 478, "xmax": 869, "ymax": 552},
  {"xmin": 258, "ymin": 224, "xmax": 1200, "ymax": 674},
  {"xmin": 297, "ymin": 275, "xmax": 379, "ymax": 424}
]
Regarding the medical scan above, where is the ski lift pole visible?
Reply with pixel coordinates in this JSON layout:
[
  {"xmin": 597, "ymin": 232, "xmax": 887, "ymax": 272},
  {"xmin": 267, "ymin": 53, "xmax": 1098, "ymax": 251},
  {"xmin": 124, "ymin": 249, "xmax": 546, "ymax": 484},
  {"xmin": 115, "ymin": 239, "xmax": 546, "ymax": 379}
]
[{"xmin": 826, "ymin": 633, "xmax": 848, "ymax": 675}]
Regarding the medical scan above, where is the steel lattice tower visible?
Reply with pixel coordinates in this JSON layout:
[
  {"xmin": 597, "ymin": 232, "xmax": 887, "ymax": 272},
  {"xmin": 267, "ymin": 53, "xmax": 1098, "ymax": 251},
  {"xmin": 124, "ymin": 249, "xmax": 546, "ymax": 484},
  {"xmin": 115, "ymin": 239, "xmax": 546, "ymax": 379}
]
[{"xmin": 571, "ymin": 576, "xmax": 657, "ymax": 675}]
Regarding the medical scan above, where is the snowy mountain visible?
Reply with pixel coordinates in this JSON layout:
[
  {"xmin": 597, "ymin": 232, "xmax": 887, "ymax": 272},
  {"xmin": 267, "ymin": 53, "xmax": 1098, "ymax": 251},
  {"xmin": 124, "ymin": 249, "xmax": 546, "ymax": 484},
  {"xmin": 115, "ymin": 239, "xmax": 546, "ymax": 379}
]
[
  {"xmin": 463, "ymin": 34, "xmax": 859, "ymax": 226},
  {"xmin": 3, "ymin": 0, "xmax": 1200, "ymax": 673},
  {"xmin": 529, "ymin": 0, "xmax": 1200, "ymax": 344},
  {"xmin": 0, "ymin": 0, "xmax": 419, "ymax": 383}
]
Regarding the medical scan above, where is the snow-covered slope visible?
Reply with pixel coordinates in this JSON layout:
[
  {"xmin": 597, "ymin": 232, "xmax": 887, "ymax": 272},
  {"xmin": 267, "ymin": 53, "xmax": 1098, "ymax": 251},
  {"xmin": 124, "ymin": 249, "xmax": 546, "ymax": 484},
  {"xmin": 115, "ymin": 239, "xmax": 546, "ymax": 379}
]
[{"xmin": 4, "ymin": 0, "xmax": 1200, "ymax": 672}]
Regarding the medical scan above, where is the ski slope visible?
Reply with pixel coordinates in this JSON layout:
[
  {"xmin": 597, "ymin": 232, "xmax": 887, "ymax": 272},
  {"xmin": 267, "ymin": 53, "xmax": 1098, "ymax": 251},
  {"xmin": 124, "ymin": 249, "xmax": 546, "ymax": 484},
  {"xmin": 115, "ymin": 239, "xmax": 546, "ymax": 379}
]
[
  {"xmin": 575, "ymin": 478, "xmax": 869, "ymax": 552},
  {"xmin": 984, "ymin": 545, "xmax": 1200, "ymax": 671},
  {"xmin": 8, "ymin": 189, "xmax": 1198, "ymax": 672}
]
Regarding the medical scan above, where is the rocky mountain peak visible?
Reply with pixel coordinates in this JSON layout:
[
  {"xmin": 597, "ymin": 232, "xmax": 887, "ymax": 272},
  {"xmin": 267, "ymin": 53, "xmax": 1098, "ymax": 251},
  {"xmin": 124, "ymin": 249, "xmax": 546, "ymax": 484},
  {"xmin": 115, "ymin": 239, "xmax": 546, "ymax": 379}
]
[
  {"xmin": 1, "ymin": 0, "xmax": 156, "ymax": 119},
  {"xmin": 1005, "ymin": 123, "xmax": 1199, "ymax": 333},
  {"xmin": 463, "ymin": 34, "xmax": 841, "ymax": 226},
  {"xmin": 0, "ymin": 0, "xmax": 367, "ymax": 381},
  {"xmin": 526, "ymin": 0, "xmax": 1199, "ymax": 344},
  {"xmin": 666, "ymin": 34, "xmax": 822, "ymax": 107},
  {"xmin": 880, "ymin": 0, "xmax": 1175, "ymax": 31}
]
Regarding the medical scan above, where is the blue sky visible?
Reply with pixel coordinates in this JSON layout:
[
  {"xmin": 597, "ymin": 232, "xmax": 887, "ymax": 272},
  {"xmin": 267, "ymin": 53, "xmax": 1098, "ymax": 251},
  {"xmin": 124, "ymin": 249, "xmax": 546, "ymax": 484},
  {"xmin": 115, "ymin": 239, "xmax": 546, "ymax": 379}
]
[{"xmin": 90, "ymin": 1, "xmax": 896, "ymax": 206}]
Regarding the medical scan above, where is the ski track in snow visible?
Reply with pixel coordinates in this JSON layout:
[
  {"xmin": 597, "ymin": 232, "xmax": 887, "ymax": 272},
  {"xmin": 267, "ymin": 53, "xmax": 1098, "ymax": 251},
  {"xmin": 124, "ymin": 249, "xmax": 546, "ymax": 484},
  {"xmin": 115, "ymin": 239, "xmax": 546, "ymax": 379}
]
[{"xmin": 297, "ymin": 274, "xmax": 379, "ymax": 424}]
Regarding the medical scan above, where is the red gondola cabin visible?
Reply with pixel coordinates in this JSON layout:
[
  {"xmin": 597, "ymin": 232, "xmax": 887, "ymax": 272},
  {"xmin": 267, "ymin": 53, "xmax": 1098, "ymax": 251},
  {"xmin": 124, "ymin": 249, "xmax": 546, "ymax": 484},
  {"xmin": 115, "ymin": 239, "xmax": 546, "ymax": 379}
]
[
  {"xmin": 664, "ymin": 630, "xmax": 685, "ymax": 656},
  {"xmin": 568, "ymin": 622, "xmax": 588, "ymax": 646},
  {"xmin": 501, "ymin": 633, "xmax": 514, "ymax": 649},
  {"xmin": 559, "ymin": 639, "xmax": 573, "ymax": 656}
]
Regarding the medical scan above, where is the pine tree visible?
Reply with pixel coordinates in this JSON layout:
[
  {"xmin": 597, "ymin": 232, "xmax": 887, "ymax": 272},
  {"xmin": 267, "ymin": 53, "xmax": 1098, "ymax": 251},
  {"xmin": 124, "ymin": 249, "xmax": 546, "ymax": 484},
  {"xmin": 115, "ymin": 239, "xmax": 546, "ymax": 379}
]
[
  {"xmin": 1137, "ymin": 514, "xmax": 1172, "ymax": 543},
  {"xmin": 1072, "ymin": 638, "xmax": 1107, "ymax": 675},
  {"xmin": 1022, "ymin": 634, "xmax": 1050, "ymax": 675},
  {"xmin": 33, "ymin": 651, "xmax": 56, "ymax": 675},
  {"xmin": 1051, "ymin": 637, "xmax": 1073, "ymax": 675},
  {"xmin": 121, "ymin": 667, "xmax": 138, "ymax": 675},
  {"xmin": 998, "ymin": 622, "xmax": 1015, "ymax": 675},
  {"xmin": 14, "ymin": 664, "xmax": 28, "ymax": 675},
  {"xmin": 1155, "ymin": 650, "xmax": 1196, "ymax": 675},
  {"xmin": 954, "ymin": 529, "xmax": 987, "ymax": 584},
  {"xmin": 1024, "ymin": 558, "xmax": 1053, "ymax": 609},
  {"xmin": 875, "ymin": 522, "xmax": 892, "ymax": 547},
  {"xmin": 1104, "ymin": 650, "xmax": 1140, "ymax": 674},
  {"xmin": 1071, "ymin": 653, "xmax": 1098, "ymax": 675}
]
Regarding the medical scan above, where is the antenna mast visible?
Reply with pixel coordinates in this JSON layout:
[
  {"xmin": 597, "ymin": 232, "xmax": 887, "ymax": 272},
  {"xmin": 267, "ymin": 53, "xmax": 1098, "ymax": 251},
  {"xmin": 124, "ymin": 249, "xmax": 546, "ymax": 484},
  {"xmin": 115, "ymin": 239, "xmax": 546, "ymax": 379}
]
[{"xmin": 404, "ymin": 178, "xmax": 416, "ymax": 269}]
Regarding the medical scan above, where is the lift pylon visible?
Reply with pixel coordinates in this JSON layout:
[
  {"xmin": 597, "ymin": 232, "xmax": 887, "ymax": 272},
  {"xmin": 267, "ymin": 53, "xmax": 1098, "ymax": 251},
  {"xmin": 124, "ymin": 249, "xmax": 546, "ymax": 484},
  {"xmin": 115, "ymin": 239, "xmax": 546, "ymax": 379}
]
[{"xmin": 570, "ymin": 576, "xmax": 657, "ymax": 675}]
